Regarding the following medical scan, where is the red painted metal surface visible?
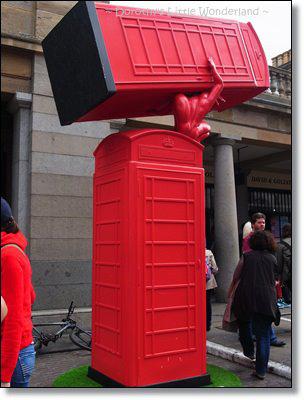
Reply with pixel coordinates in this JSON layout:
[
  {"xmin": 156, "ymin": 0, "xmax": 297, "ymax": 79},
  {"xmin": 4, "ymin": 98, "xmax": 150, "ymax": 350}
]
[
  {"xmin": 42, "ymin": 2, "xmax": 270, "ymax": 125},
  {"xmin": 172, "ymin": 57, "xmax": 224, "ymax": 142},
  {"xmin": 92, "ymin": 129, "xmax": 206, "ymax": 387},
  {"xmin": 77, "ymin": 3, "xmax": 269, "ymax": 121}
]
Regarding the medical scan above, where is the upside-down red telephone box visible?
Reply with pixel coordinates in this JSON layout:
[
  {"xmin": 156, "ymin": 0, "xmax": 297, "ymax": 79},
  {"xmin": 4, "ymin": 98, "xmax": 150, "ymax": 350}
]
[
  {"xmin": 88, "ymin": 129, "xmax": 209, "ymax": 387},
  {"xmin": 42, "ymin": 1, "xmax": 269, "ymax": 125}
]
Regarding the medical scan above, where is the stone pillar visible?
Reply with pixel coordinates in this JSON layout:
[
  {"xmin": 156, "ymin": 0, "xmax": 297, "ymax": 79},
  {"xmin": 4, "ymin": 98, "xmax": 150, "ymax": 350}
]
[
  {"xmin": 8, "ymin": 92, "xmax": 32, "ymax": 240},
  {"xmin": 212, "ymin": 137, "xmax": 240, "ymax": 302}
]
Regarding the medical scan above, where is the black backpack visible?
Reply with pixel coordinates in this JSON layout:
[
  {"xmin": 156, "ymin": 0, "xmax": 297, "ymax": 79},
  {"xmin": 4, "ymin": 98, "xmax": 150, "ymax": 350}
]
[{"xmin": 280, "ymin": 240, "xmax": 291, "ymax": 284}]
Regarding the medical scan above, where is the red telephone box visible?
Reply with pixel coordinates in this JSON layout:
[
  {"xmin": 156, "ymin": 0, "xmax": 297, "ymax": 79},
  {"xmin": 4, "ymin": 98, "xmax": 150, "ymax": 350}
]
[
  {"xmin": 88, "ymin": 129, "xmax": 209, "ymax": 387},
  {"xmin": 42, "ymin": 1, "xmax": 269, "ymax": 125}
]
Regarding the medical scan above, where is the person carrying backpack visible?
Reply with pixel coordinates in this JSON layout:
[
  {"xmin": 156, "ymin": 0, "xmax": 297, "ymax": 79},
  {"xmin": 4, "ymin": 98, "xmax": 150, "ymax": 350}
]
[
  {"xmin": 205, "ymin": 249, "xmax": 218, "ymax": 331},
  {"xmin": 276, "ymin": 223, "xmax": 292, "ymax": 304}
]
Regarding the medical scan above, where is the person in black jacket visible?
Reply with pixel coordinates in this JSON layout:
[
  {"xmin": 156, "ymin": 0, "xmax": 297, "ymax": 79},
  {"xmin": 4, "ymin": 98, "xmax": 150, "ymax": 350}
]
[{"xmin": 233, "ymin": 230, "xmax": 279, "ymax": 380}]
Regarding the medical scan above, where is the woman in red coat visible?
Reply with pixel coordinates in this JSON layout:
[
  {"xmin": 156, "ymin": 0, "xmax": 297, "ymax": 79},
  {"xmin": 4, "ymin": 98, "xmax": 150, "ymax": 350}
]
[{"xmin": 1, "ymin": 197, "xmax": 36, "ymax": 388}]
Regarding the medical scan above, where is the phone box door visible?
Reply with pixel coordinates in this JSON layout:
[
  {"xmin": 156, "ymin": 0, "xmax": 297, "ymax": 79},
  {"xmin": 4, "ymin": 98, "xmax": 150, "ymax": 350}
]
[{"xmin": 135, "ymin": 164, "xmax": 206, "ymax": 386}]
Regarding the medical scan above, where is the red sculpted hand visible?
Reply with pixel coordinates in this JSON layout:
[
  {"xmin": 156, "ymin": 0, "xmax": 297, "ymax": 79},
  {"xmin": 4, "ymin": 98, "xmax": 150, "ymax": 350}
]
[{"xmin": 208, "ymin": 56, "xmax": 216, "ymax": 70}]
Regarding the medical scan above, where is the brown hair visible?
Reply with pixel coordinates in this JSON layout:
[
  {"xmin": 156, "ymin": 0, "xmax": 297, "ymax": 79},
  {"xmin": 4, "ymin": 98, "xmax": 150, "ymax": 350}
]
[
  {"xmin": 1, "ymin": 218, "xmax": 19, "ymax": 234},
  {"xmin": 251, "ymin": 212, "xmax": 266, "ymax": 224},
  {"xmin": 249, "ymin": 230, "xmax": 277, "ymax": 252},
  {"xmin": 282, "ymin": 223, "xmax": 291, "ymax": 239}
]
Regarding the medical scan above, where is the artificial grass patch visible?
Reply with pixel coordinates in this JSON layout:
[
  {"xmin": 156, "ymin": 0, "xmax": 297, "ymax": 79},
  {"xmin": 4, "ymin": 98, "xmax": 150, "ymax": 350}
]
[
  {"xmin": 53, "ymin": 364, "xmax": 242, "ymax": 388},
  {"xmin": 53, "ymin": 365, "xmax": 101, "ymax": 388},
  {"xmin": 206, "ymin": 364, "xmax": 242, "ymax": 387}
]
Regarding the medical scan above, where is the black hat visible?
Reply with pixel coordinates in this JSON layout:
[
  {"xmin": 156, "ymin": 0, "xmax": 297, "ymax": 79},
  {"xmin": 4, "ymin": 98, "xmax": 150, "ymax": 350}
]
[{"xmin": 1, "ymin": 197, "xmax": 13, "ymax": 227}]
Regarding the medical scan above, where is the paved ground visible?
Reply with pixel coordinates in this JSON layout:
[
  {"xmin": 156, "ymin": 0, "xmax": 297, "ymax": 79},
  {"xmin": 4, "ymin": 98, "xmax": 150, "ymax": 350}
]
[
  {"xmin": 29, "ymin": 349, "xmax": 291, "ymax": 389},
  {"xmin": 28, "ymin": 302, "xmax": 292, "ymax": 389},
  {"xmin": 207, "ymin": 303, "xmax": 292, "ymax": 367}
]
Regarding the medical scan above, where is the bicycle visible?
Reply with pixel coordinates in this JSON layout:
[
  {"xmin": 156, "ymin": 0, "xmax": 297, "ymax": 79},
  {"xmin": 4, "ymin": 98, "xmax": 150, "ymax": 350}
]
[{"xmin": 32, "ymin": 301, "xmax": 92, "ymax": 353}]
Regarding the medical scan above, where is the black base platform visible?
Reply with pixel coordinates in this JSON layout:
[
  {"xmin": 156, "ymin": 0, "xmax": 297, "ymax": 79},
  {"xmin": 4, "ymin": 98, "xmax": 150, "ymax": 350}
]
[{"xmin": 88, "ymin": 366, "xmax": 211, "ymax": 388}]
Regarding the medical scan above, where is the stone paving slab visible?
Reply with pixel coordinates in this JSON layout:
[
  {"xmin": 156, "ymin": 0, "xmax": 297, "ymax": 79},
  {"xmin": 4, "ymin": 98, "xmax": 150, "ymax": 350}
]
[
  {"xmin": 28, "ymin": 301, "xmax": 291, "ymax": 388},
  {"xmin": 208, "ymin": 302, "xmax": 292, "ymax": 367}
]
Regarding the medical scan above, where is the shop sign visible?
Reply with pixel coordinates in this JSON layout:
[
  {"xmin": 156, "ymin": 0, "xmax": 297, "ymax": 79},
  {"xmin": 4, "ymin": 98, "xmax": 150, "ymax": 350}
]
[{"xmin": 247, "ymin": 170, "xmax": 291, "ymax": 190}]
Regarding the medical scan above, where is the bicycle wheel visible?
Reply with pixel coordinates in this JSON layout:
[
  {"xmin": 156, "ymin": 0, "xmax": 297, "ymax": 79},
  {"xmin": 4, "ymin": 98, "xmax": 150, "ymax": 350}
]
[{"xmin": 69, "ymin": 327, "xmax": 91, "ymax": 351}]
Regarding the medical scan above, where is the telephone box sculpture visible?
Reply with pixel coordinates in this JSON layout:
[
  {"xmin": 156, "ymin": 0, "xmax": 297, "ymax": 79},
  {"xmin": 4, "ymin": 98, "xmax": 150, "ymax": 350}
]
[
  {"xmin": 42, "ymin": 1, "xmax": 269, "ymax": 387},
  {"xmin": 90, "ymin": 129, "xmax": 207, "ymax": 387}
]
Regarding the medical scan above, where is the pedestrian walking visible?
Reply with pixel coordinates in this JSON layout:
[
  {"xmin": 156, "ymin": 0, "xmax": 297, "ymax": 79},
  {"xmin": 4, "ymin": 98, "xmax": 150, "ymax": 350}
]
[
  {"xmin": 233, "ymin": 230, "xmax": 280, "ymax": 380},
  {"xmin": 205, "ymin": 249, "xmax": 218, "ymax": 331},
  {"xmin": 242, "ymin": 213, "xmax": 266, "ymax": 254},
  {"xmin": 1, "ymin": 198, "xmax": 36, "ymax": 388},
  {"xmin": 276, "ymin": 223, "xmax": 292, "ymax": 305},
  {"xmin": 242, "ymin": 212, "xmax": 285, "ymax": 347}
]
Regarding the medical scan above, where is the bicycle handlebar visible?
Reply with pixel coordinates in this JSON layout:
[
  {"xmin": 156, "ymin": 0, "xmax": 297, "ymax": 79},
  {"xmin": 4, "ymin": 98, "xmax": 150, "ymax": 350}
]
[{"xmin": 67, "ymin": 301, "xmax": 75, "ymax": 319}]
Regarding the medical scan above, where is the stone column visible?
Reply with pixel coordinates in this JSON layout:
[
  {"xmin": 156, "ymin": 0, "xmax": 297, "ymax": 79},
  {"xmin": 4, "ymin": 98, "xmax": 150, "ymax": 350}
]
[
  {"xmin": 211, "ymin": 137, "xmax": 240, "ymax": 302},
  {"xmin": 8, "ymin": 92, "xmax": 32, "ymax": 240}
]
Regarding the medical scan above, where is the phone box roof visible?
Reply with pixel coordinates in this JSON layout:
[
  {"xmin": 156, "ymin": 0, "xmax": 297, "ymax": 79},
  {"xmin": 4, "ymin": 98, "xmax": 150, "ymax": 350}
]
[{"xmin": 42, "ymin": 1, "xmax": 269, "ymax": 126}]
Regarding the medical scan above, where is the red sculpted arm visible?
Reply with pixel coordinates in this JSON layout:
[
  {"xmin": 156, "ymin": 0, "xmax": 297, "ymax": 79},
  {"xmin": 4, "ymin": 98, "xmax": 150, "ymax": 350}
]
[
  {"xmin": 173, "ymin": 58, "xmax": 224, "ymax": 141},
  {"xmin": 199, "ymin": 57, "xmax": 224, "ymax": 114}
]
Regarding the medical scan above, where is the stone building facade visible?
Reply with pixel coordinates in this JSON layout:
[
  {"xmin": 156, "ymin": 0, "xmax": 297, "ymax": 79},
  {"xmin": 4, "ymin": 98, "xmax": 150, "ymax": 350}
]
[{"xmin": 1, "ymin": 2, "xmax": 291, "ymax": 308}]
